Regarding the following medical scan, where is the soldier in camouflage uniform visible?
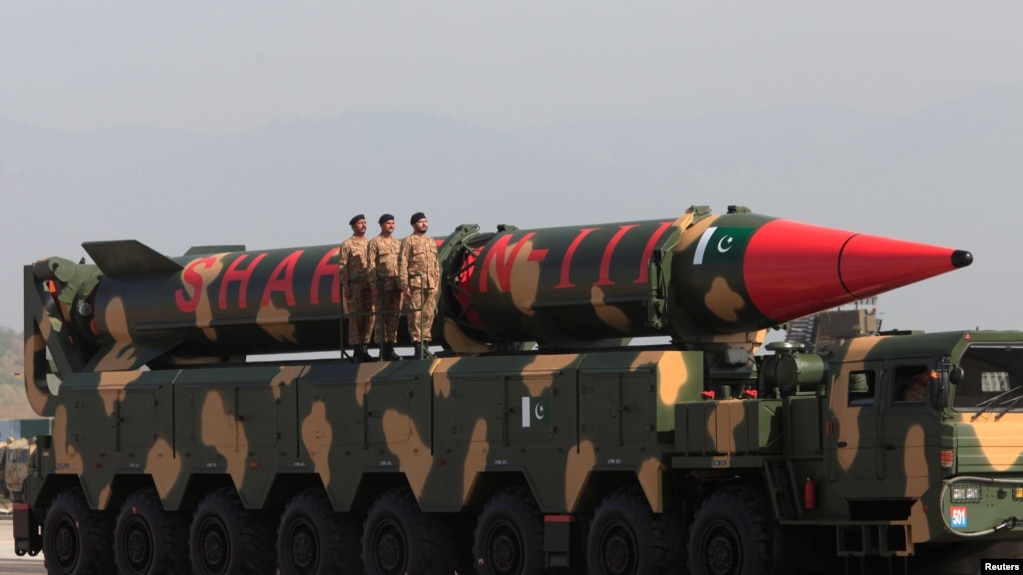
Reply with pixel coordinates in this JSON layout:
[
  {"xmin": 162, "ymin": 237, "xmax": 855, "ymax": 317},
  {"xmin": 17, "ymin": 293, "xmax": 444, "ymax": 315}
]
[
  {"xmin": 368, "ymin": 213, "xmax": 403, "ymax": 361},
  {"xmin": 898, "ymin": 366, "xmax": 930, "ymax": 402},
  {"xmin": 339, "ymin": 214, "xmax": 375, "ymax": 362},
  {"xmin": 399, "ymin": 212, "xmax": 441, "ymax": 359}
]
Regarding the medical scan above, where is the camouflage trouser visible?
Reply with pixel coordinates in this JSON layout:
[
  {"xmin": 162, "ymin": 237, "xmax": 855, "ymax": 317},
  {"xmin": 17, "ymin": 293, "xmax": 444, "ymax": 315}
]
[
  {"xmin": 345, "ymin": 283, "xmax": 375, "ymax": 345},
  {"xmin": 405, "ymin": 287, "xmax": 436, "ymax": 343},
  {"xmin": 374, "ymin": 286, "xmax": 402, "ymax": 344}
]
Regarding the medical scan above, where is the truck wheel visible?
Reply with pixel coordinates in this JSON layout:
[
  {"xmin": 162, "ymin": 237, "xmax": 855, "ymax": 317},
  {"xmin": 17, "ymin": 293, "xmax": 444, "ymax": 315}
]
[
  {"xmin": 277, "ymin": 488, "xmax": 362, "ymax": 575},
  {"xmin": 587, "ymin": 486, "xmax": 684, "ymax": 575},
  {"xmin": 189, "ymin": 487, "xmax": 276, "ymax": 575},
  {"xmin": 115, "ymin": 487, "xmax": 188, "ymax": 575},
  {"xmin": 43, "ymin": 487, "xmax": 115, "ymax": 575},
  {"xmin": 363, "ymin": 488, "xmax": 455, "ymax": 575},
  {"xmin": 687, "ymin": 487, "xmax": 774, "ymax": 575},
  {"xmin": 473, "ymin": 487, "xmax": 545, "ymax": 575}
]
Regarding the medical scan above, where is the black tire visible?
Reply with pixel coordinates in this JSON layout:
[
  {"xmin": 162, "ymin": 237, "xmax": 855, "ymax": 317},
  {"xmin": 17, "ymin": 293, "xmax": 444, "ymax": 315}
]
[
  {"xmin": 189, "ymin": 487, "xmax": 277, "ymax": 575},
  {"xmin": 363, "ymin": 488, "xmax": 456, "ymax": 575},
  {"xmin": 587, "ymin": 486, "xmax": 685, "ymax": 575},
  {"xmin": 115, "ymin": 487, "xmax": 189, "ymax": 575},
  {"xmin": 277, "ymin": 488, "xmax": 362, "ymax": 575},
  {"xmin": 472, "ymin": 487, "xmax": 545, "ymax": 575},
  {"xmin": 687, "ymin": 487, "xmax": 775, "ymax": 575},
  {"xmin": 43, "ymin": 487, "xmax": 115, "ymax": 575}
]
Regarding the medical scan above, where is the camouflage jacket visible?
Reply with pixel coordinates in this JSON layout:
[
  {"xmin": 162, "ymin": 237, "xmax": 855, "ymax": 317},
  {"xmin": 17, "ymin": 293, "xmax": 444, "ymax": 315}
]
[
  {"xmin": 338, "ymin": 236, "xmax": 370, "ymax": 289},
  {"xmin": 368, "ymin": 235, "xmax": 401, "ymax": 290},
  {"xmin": 398, "ymin": 233, "xmax": 440, "ymax": 291},
  {"xmin": 901, "ymin": 381, "xmax": 928, "ymax": 402}
]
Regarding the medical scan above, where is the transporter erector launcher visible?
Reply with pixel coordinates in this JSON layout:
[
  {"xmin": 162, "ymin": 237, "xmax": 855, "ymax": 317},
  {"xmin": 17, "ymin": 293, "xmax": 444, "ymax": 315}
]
[
  {"xmin": 22, "ymin": 204, "xmax": 1006, "ymax": 575},
  {"xmin": 29, "ymin": 205, "xmax": 972, "ymax": 374}
]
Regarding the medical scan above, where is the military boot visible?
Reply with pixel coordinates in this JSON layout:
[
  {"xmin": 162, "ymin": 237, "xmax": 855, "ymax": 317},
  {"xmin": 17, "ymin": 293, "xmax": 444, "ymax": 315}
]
[
  {"xmin": 353, "ymin": 344, "xmax": 375, "ymax": 363},
  {"xmin": 381, "ymin": 343, "xmax": 401, "ymax": 362},
  {"xmin": 413, "ymin": 342, "xmax": 435, "ymax": 360}
]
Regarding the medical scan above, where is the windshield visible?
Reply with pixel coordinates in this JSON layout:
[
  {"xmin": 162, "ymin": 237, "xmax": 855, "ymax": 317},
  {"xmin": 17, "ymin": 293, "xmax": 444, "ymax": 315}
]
[{"xmin": 952, "ymin": 344, "xmax": 1023, "ymax": 412}]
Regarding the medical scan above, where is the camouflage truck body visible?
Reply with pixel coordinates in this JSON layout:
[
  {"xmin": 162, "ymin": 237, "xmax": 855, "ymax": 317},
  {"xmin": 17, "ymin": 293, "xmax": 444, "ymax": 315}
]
[{"xmin": 15, "ymin": 207, "xmax": 1020, "ymax": 574}]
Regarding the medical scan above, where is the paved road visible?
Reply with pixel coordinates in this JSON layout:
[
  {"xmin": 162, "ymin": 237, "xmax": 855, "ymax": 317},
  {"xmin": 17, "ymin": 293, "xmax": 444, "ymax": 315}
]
[{"xmin": 0, "ymin": 517, "xmax": 45, "ymax": 575}]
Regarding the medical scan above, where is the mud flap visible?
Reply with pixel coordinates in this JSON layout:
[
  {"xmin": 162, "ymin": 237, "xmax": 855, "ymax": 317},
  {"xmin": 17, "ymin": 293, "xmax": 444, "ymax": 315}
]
[{"xmin": 13, "ymin": 503, "xmax": 42, "ymax": 556}]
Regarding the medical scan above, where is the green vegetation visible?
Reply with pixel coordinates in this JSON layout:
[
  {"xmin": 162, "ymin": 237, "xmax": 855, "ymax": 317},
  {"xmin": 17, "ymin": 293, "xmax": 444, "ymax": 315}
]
[{"xmin": 0, "ymin": 327, "xmax": 35, "ymax": 420}]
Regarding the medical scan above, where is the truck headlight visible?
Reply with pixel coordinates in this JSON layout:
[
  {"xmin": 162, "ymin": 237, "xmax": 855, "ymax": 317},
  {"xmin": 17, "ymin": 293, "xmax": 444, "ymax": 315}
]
[{"xmin": 950, "ymin": 484, "xmax": 981, "ymax": 503}]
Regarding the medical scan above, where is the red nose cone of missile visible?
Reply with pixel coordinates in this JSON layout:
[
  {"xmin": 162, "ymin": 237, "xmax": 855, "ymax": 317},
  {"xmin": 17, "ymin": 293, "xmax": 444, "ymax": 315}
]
[{"xmin": 744, "ymin": 220, "xmax": 972, "ymax": 323}]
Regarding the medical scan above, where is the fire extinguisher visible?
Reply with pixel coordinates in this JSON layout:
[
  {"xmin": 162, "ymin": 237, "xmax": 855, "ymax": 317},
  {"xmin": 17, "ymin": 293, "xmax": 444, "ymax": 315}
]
[{"xmin": 804, "ymin": 477, "xmax": 816, "ymax": 509}]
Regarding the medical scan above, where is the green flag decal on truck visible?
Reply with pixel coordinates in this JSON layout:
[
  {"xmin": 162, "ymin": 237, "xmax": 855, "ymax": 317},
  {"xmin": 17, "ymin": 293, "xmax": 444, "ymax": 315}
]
[{"xmin": 521, "ymin": 396, "xmax": 550, "ymax": 428}]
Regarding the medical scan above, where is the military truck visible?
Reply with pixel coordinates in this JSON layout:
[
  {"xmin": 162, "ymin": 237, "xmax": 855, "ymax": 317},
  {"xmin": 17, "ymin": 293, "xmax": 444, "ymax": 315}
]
[
  {"xmin": 14, "ymin": 206, "xmax": 1022, "ymax": 574},
  {"xmin": 0, "ymin": 437, "xmax": 35, "ymax": 503}
]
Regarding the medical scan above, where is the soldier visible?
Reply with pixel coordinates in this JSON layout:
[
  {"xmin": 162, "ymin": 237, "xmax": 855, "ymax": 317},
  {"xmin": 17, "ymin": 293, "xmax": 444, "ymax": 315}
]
[
  {"xmin": 339, "ymin": 214, "xmax": 375, "ymax": 362},
  {"xmin": 368, "ymin": 213, "xmax": 403, "ymax": 361},
  {"xmin": 899, "ymin": 367, "xmax": 930, "ymax": 402},
  {"xmin": 399, "ymin": 212, "xmax": 441, "ymax": 359}
]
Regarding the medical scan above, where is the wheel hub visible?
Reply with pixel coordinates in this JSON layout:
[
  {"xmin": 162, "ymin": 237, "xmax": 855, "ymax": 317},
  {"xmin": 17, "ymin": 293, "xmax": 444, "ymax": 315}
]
[
  {"xmin": 599, "ymin": 522, "xmax": 637, "ymax": 575},
  {"xmin": 200, "ymin": 520, "xmax": 229, "ymax": 573},
  {"xmin": 288, "ymin": 522, "xmax": 317, "ymax": 571},
  {"xmin": 53, "ymin": 518, "xmax": 79, "ymax": 570},
  {"xmin": 703, "ymin": 522, "xmax": 740, "ymax": 575},
  {"xmin": 123, "ymin": 518, "xmax": 154, "ymax": 572},
  {"xmin": 486, "ymin": 521, "xmax": 522, "ymax": 574},
  {"xmin": 373, "ymin": 520, "xmax": 407, "ymax": 574}
]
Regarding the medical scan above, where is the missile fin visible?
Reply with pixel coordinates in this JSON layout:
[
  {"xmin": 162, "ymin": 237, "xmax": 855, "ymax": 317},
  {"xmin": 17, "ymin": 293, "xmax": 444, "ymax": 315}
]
[{"xmin": 82, "ymin": 240, "xmax": 183, "ymax": 277}]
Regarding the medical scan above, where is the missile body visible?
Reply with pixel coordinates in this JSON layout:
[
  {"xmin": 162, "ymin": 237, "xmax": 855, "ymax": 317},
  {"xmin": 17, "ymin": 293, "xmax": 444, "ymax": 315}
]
[
  {"xmin": 61, "ymin": 241, "xmax": 346, "ymax": 370},
  {"xmin": 32, "ymin": 206, "xmax": 972, "ymax": 369},
  {"xmin": 443, "ymin": 219, "xmax": 677, "ymax": 347}
]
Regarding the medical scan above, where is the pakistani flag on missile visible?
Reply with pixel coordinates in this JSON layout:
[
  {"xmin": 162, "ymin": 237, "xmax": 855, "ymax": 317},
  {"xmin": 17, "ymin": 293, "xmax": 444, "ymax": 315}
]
[
  {"xmin": 521, "ymin": 395, "xmax": 551, "ymax": 428},
  {"xmin": 693, "ymin": 227, "xmax": 755, "ymax": 265}
]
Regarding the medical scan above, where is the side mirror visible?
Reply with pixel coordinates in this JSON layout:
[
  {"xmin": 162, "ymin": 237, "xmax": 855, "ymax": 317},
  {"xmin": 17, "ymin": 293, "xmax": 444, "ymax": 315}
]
[{"xmin": 949, "ymin": 365, "xmax": 964, "ymax": 385}]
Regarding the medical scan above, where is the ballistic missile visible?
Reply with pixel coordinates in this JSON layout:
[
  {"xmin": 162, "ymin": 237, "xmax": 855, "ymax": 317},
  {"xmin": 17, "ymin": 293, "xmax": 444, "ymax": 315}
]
[{"xmin": 27, "ymin": 205, "xmax": 971, "ymax": 369}]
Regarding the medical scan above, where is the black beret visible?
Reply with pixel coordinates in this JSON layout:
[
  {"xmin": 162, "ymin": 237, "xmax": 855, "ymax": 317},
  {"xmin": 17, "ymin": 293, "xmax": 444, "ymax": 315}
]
[
  {"xmin": 349, "ymin": 214, "xmax": 365, "ymax": 226},
  {"xmin": 378, "ymin": 213, "xmax": 395, "ymax": 224},
  {"xmin": 410, "ymin": 212, "xmax": 427, "ymax": 225}
]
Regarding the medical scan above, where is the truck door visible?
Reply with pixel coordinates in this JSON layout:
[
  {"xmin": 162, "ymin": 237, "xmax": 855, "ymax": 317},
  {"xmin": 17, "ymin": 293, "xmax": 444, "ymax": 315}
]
[
  {"xmin": 879, "ymin": 363, "xmax": 941, "ymax": 496},
  {"xmin": 828, "ymin": 364, "xmax": 882, "ymax": 486}
]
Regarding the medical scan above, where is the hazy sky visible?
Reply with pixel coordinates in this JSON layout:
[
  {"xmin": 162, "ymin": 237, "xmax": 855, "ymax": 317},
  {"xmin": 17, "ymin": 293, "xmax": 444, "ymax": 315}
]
[
  {"xmin": 2, "ymin": 2, "xmax": 1022, "ymax": 335},
  {"xmin": 3, "ymin": 2, "xmax": 1022, "ymax": 133}
]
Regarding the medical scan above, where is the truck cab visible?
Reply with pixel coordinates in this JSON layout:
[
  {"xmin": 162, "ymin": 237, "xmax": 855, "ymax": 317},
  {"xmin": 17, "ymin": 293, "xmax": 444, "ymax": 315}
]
[{"xmin": 824, "ymin": 331, "xmax": 1023, "ymax": 558}]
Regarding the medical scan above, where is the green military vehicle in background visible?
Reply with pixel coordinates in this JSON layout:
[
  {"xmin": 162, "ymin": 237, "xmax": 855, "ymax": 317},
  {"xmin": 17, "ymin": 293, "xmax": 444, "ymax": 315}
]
[
  {"xmin": 13, "ymin": 206, "xmax": 1023, "ymax": 574},
  {"xmin": 1, "ymin": 419, "xmax": 51, "ymax": 505},
  {"xmin": 1, "ymin": 437, "xmax": 35, "ymax": 503}
]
